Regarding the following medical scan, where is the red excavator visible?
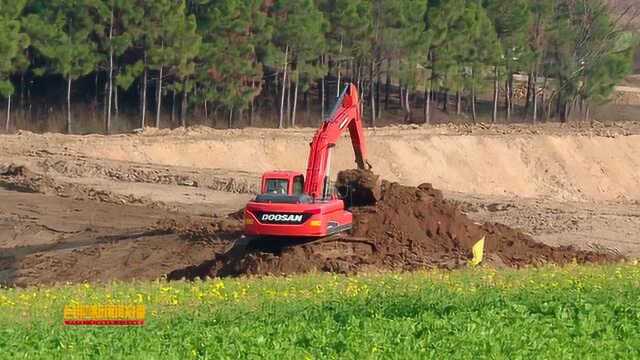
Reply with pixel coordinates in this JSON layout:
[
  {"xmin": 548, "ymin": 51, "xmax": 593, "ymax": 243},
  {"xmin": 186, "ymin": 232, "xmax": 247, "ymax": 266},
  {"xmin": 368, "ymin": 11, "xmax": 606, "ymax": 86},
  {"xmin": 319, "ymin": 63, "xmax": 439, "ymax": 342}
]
[{"xmin": 244, "ymin": 83, "xmax": 368, "ymax": 238}]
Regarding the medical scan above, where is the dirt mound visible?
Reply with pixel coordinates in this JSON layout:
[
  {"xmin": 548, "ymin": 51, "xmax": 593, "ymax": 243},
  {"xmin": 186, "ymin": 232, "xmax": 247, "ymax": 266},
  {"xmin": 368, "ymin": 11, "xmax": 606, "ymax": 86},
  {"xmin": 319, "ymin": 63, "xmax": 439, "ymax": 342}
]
[
  {"xmin": 0, "ymin": 164, "xmax": 58, "ymax": 193},
  {"xmin": 347, "ymin": 180, "xmax": 615, "ymax": 267},
  {"xmin": 170, "ymin": 171, "xmax": 621, "ymax": 280}
]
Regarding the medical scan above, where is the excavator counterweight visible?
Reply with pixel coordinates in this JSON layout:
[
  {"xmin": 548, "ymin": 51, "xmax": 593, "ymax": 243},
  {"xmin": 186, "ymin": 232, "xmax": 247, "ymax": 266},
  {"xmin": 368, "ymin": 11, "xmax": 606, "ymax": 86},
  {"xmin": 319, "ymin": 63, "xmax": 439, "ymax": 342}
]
[{"xmin": 244, "ymin": 83, "xmax": 368, "ymax": 238}]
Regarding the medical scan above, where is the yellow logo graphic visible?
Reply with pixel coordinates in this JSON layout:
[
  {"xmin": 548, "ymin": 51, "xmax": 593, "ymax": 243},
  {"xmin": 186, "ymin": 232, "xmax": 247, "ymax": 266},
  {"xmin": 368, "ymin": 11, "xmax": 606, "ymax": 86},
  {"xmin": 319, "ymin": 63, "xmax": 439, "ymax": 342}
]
[{"xmin": 63, "ymin": 304, "xmax": 145, "ymax": 326}]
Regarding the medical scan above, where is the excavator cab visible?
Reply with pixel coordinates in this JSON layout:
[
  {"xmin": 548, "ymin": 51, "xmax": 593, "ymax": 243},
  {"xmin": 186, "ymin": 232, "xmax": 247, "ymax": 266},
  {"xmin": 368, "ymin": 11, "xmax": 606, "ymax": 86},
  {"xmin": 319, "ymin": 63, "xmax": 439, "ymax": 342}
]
[{"xmin": 261, "ymin": 171, "xmax": 304, "ymax": 196}]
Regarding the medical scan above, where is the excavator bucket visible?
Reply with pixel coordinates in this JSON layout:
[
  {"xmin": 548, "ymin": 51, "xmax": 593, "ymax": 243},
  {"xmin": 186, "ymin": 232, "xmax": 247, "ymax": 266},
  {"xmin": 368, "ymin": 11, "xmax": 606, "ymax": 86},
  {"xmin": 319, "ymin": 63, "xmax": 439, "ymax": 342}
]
[{"xmin": 335, "ymin": 169, "xmax": 381, "ymax": 208}]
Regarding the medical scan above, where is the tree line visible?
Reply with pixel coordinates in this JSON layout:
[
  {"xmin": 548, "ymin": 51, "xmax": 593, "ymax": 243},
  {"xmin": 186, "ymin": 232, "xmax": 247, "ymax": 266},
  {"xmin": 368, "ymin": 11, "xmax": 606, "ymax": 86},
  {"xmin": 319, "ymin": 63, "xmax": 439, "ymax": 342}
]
[{"xmin": 0, "ymin": 0, "xmax": 637, "ymax": 133}]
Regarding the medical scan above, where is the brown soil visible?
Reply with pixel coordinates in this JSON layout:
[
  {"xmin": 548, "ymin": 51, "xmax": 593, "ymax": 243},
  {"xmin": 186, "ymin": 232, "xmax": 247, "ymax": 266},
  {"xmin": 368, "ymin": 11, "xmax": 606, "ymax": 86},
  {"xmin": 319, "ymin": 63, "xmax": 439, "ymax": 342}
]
[
  {"xmin": 169, "ymin": 170, "xmax": 621, "ymax": 280},
  {"xmin": 2, "ymin": 126, "xmax": 638, "ymax": 287}
]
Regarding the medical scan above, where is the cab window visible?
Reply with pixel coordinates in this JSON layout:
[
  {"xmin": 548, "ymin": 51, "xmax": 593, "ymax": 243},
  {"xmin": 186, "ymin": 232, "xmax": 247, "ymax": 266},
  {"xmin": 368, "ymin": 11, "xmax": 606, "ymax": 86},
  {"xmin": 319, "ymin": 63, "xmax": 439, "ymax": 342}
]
[
  {"xmin": 264, "ymin": 179, "xmax": 288, "ymax": 195},
  {"xmin": 292, "ymin": 175, "xmax": 304, "ymax": 195}
]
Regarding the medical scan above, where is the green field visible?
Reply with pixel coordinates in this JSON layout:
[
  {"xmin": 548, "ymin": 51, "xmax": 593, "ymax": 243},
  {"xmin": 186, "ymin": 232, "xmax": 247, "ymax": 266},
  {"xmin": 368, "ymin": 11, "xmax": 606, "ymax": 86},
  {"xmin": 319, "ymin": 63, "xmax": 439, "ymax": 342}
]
[{"xmin": 2, "ymin": 264, "xmax": 640, "ymax": 359}]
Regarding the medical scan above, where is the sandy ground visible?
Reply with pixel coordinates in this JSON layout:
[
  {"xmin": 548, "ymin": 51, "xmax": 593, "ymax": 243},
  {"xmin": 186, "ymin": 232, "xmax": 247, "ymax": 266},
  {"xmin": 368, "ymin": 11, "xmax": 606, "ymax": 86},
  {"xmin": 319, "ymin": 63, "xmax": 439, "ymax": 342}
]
[{"xmin": 1, "ymin": 122, "xmax": 639, "ymax": 286}]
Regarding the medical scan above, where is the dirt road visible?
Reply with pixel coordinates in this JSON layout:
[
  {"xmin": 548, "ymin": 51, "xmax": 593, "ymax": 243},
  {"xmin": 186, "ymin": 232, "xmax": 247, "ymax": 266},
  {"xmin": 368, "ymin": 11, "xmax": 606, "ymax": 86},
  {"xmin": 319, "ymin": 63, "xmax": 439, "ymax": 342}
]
[{"xmin": 1, "ymin": 123, "xmax": 638, "ymax": 286}]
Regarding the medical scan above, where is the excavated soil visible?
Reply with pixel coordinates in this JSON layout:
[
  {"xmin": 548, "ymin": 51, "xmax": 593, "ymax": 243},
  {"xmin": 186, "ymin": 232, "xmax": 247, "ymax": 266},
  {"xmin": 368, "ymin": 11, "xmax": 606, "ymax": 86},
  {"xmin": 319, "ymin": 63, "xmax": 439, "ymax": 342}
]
[
  {"xmin": 170, "ymin": 170, "xmax": 622, "ymax": 279},
  {"xmin": 2, "ymin": 126, "xmax": 639, "ymax": 286}
]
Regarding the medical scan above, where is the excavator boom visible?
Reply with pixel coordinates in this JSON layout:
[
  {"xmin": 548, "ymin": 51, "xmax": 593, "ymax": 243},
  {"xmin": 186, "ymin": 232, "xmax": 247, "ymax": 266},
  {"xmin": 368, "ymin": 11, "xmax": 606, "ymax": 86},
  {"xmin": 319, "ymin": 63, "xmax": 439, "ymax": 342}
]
[
  {"xmin": 304, "ymin": 83, "xmax": 367, "ymax": 199},
  {"xmin": 244, "ymin": 83, "xmax": 369, "ymax": 238}
]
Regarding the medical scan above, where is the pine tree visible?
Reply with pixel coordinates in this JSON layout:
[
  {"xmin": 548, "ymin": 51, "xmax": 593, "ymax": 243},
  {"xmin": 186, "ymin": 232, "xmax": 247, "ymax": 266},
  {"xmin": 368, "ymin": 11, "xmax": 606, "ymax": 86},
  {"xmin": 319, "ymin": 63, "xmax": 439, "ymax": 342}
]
[
  {"xmin": 194, "ymin": 0, "xmax": 269, "ymax": 128},
  {"xmin": 0, "ymin": 0, "xmax": 29, "ymax": 131},
  {"xmin": 528, "ymin": 0, "xmax": 554, "ymax": 122},
  {"xmin": 424, "ymin": 0, "xmax": 466, "ymax": 121},
  {"xmin": 94, "ymin": 0, "xmax": 145, "ymax": 133},
  {"xmin": 319, "ymin": 0, "xmax": 371, "ymax": 97},
  {"xmin": 484, "ymin": 0, "xmax": 532, "ymax": 122},
  {"xmin": 24, "ymin": 0, "xmax": 100, "ymax": 134},
  {"xmin": 460, "ymin": 1, "xmax": 501, "ymax": 123},
  {"xmin": 549, "ymin": 0, "xmax": 636, "ymax": 122},
  {"xmin": 271, "ymin": 0, "xmax": 327, "ymax": 128},
  {"xmin": 147, "ymin": 1, "xmax": 200, "ymax": 128},
  {"xmin": 392, "ymin": 0, "xmax": 428, "ymax": 123}
]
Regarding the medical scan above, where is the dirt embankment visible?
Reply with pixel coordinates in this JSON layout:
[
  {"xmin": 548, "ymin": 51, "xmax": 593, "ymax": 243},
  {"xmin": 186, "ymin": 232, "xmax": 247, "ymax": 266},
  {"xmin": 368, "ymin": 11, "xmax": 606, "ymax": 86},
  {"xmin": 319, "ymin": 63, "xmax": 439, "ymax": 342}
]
[
  {"xmin": 3, "ymin": 123, "xmax": 640, "ymax": 201},
  {"xmin": 169, "ymin": 170, "xmax": 621, "ymax": 280}
]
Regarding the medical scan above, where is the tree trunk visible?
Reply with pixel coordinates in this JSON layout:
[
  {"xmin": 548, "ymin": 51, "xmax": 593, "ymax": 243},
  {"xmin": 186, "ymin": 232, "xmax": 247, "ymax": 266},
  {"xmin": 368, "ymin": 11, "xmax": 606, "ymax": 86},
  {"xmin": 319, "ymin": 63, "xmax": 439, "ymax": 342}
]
[
  {"xmin": 181, "ymin": 85, "xmax": 188, "ymax": 127},
  {"xmin": 443, "ymin": 91, "xmax": 448, "ymax": 112},
  {"xmin": 541, "ymin": 77, "xmax": 548, "ymax": 122},
  {"xmin": 26, "ymin": 75, "xmax": 31, "ymax": 123},
  {"xmin": 249, "ymin": 87, "xmax": 255, "ymax": 127},
  {"xmin": 585, "ymin": 103, "xmax": 591, "ymax": 125},
  {"xmin": 171, "ymin": 89, "xmax": 176, "ymax": 124},
  {"xmin": 292, "ymin": 75, "xmax": 299, "ymax": 127},
  {"xmin": 249, "ymin": 80, "xmax": 255, "ymax": 127},
  {"xmin": 355, "ymin": 62, "xmax": 361, "ymax": 93},
  {"xmin": 492, "ymin": 66, "xmax": 498, "ymax": 123},
  {"xmin": 456, "ymin": 91, "xmax": 461, "ymax": 115},
  {"xmin": 336, "ymin": 37, "xmax": 343, "ymax": 97},
  {"xmin": 532, "ymin": 72, "xmax": 538, "ymax": 123},
  {"xmin": 321, "ymin": 56, "xmax": 326, "ymax": 120},
  {"xmin": 404, "ymin": 88, "xmax": 412, "ymax": 123},
  {"xmin": 5, "ymin": 95, "xmax": 10, "ymax": 132},
  {"xmin": 384, "ymin": 59, "xmax": 391, "ymax": 110},
  {"xmin": 371, "ymin": 76, "xmax": 376, "ymax": 127},
  {"xmin": 509, "ymin": 74, "xmax": 515, "ymax": 115},
  {"xmin": 424, "ymin": 78, "xmax": 430, "ymax": 125},
  {"xmin": 505, "ymin": 78, "xmax": 511, "ymax": 122},
  {"xmin": 228, "ymin": 107, "xmax": 233, "ymax": 128},
  {"xmin": 278, "ymin": 45, "xmax": 289, "ymax": 129},
  {"xmin": 141, "ymin": 54, "xmax": 148, "ymax": 130},
  {"xmin": 546, "ymin": 93, "xmax": 553, "ymax": 122},
  {"xmin": 361, "ymin": 76, "xmax": 367, "ymax": 118},
  {"xmin": 114, "ymin": 86, "xmax": 119, "ymax": 124},
  {"xmin": 376, "ymin": 60, "xmax": 382, "ymax": 119},
  {"xmin": 67, "ymin": 78, "xmax": 72, "ymax": 134},
  {"xmin": 370, "ymin": 62, "xmax": 376, "ymax": 127},
  {"xmin": 471, "ymin": 86, "xmax": 477, "ymax": 124},
  {"xmin": 286, "ymin": 76, "xmax": 291, "ymax": 127},
  {"xmin": 524, "ymin": 71, "xmax": 533, "ymax": 114},
  {"xmin": 19, "ymin": 72, "xmax": 24, "ymax": 111},
  {"xmin": 94, "ymin": 72, "xmax": 99, "ymax": 121},
  {"xmin": 106, "ymin": 7, "xmax": 114, "ymax": 135},
  {"xmin": 103, "ymin": 79, "xmax": 108, "ymax": 124},
  {"xmin": 305, "ymin": 90, "xmax": 310, "ymax": 123},
  {"xmin": 156, "ymin": 65, "xmax": 163, "ymax": 128}
]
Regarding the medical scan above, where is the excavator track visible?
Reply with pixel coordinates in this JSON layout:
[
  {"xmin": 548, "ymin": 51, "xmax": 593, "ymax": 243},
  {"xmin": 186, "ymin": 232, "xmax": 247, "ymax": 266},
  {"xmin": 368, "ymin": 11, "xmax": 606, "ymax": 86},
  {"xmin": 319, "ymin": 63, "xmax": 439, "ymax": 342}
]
[{"xmin": 224, "ymin": 232, "xmax": 377, "ymax": 260}]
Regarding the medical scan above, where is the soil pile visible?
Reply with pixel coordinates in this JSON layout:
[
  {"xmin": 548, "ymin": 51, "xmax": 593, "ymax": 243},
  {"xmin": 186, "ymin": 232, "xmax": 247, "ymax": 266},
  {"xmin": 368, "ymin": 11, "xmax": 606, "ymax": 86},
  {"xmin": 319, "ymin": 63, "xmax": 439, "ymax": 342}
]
[
  {"xmin": 171, "ymin": 170, "xmax": 621, "ymax": 279},
  {"xmin": 0, "ymin": 164, "xmax": 58, "ymax": 194},
  {"xmin": 346, "ymin": 176, "xmax": 615, "ymax": 268}
]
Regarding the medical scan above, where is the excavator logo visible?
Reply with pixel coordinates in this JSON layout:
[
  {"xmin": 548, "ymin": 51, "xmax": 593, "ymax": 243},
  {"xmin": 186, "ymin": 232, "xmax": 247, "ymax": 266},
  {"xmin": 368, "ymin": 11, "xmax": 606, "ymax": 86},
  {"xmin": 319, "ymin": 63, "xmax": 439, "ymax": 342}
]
[{"xmin": 258, "ymin": 213, "xmax": 308, "ymax": 224}]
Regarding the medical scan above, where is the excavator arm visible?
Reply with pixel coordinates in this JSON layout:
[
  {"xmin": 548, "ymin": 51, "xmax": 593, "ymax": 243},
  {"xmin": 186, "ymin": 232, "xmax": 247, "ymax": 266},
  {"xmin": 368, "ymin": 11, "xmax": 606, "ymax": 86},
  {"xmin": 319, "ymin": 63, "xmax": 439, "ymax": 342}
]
[{"xmin": 303, "ymin": 83, "xmax": 368, "ymax": 199}]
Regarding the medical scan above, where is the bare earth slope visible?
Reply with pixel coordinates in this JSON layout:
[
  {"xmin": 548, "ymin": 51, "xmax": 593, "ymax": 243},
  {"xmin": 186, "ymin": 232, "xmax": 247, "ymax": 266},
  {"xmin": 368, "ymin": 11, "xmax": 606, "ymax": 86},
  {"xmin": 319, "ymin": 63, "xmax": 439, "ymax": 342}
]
[
  {"xmin": 0, "ymin": 123, "xmax": 638, "ymax": 286},
  {"xmin": 2, "ymin": 122, "xmax": 639, "ymax": 202}
]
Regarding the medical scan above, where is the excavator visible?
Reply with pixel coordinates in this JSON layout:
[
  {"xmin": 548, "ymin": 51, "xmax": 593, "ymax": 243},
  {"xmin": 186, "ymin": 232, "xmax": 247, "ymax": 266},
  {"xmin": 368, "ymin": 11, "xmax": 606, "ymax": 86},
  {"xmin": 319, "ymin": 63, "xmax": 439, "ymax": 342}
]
[{"xmin": 244, "ymin": 83, "xmax": 368, "ymax": 238}]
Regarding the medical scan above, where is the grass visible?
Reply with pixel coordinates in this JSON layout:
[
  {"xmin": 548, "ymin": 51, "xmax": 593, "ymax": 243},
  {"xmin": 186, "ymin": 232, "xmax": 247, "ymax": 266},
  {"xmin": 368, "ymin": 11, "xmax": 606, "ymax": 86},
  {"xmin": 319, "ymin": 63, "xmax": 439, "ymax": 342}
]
[{"xmin": 1, "ymin": 264, "xmax": 640, "ymax": 359}]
